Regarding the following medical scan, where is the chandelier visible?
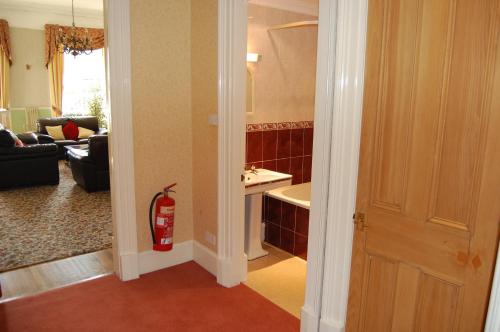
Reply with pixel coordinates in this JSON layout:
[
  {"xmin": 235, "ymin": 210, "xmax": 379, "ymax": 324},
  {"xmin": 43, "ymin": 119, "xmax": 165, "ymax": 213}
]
[{"xmin": 57, "ymin": 0, "xmax": 93, "ymax": 56}]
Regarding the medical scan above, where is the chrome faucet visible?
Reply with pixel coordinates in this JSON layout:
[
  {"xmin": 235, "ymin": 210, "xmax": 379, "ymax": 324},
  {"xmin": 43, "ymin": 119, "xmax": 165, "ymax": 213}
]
[{"xmin": 250, "ymin": 165, "xmax": 258, "ymax": 175}]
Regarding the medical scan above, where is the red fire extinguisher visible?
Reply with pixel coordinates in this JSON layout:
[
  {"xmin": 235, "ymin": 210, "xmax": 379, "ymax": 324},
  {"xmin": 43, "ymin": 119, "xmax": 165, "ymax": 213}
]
[{"xmin": 149, "ymin": 183, "xmax": 177, "ymax": 251}]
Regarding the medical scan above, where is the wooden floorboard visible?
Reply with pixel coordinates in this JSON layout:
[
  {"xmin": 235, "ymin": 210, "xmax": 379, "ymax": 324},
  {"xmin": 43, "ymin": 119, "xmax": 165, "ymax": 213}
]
[{"xmin": 0, "ymin": 249, "xmax": 113, "ymax": 302}]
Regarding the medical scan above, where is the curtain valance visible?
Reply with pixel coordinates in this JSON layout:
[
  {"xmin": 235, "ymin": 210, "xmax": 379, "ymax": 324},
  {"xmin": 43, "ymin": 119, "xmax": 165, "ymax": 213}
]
[
  {"xmin": 44, "ymin": 24, "xmax": 105, "ymax": 67},
  {"xmin": 0, "ymin": 19, "xmax": 12, "ymax": 65}
]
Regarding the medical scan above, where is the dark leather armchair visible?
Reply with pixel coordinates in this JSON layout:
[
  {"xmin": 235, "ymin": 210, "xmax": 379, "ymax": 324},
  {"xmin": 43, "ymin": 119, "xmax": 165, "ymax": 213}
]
[
  {"xmin": 36, "ymin": 116, "xmax": 108, "ymax": 159},
  {"xmin": 0, "ymin": 131, "xmax": 59, "ymax": 190},
  {"xmin": 67, "ymin": 135, "xmax": 109, "ymax": 192}
]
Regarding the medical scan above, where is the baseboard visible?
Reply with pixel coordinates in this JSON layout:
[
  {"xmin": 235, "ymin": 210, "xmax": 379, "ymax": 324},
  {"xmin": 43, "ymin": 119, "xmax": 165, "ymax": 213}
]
[
  {"xmin": 300, "ymin": 306, "xmax": 320, "ymax": 332},
  {"xmin": 193, "ymin": 241, "xmax": 217, "ymax": 276},
  {"xmin": 319, "ymin": 318, "xmax": 345, "ymax": 332},
  {"xmin": 119, "ymin": 252, "xmax": 139, "ymax": 281},
  {"xmin": 216, "ymin": 253, "xmax": 247, "ymax": 288},
  {"xmin": 138, "ymin": 240, "xmax": 193, "ymax": 275}
]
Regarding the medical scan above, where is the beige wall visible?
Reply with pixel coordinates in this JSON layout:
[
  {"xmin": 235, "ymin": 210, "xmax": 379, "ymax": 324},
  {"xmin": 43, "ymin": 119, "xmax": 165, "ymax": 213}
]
[
  {"xmin": 130, "ymin": 0, "xmax": 194, "ymax": 252},
  {"xmin": 191, "ymin": 0, "xmax": 219, "ymax": 251},
  {"xmin": 246, "ymin": 4, "xmax": 317, "ymax": 124},
  {"xmin": 9, "ymin": 28, "xmax": 50, "ymax": 107}
]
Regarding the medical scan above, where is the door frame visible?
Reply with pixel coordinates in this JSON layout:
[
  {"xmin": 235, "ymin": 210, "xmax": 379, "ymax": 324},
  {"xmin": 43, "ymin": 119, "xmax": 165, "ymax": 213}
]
[{"xmin": 104, "ymin": 0, "xmax": 139, "ymax": 281}]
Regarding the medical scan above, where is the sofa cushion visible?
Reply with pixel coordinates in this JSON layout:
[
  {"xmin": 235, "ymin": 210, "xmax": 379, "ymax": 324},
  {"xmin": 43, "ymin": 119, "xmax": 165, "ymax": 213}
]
[
  {"xmin": 37, "ymin": 117, "xmax": 67, "ymax": 134},
  {"xmin": 78, "ymin": 127, "xmax": 95, "ymax": 139},
  {"xmin": 63, "ymin": 121, "xmax": 79, "ymax": 140},
  {"xmin": 46, "ymin": 125, "xmax": 65, "ymax": 140},
  {"xmin": 54, "ymin": 140, "xmax": 79, "ymax": 147},
  {"xmin": 0, "ymin": 129, "xmax": 15, "ymax": 147},
  {"xmin": 71, "ymin": 116, "xmax": 99, "ymax": 132},
  {"xmin": 17, "ymin": 132, "xmax": 39, "ymax": 145}
]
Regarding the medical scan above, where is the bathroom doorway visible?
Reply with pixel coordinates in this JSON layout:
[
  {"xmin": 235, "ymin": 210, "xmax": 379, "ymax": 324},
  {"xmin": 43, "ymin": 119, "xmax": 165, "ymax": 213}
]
[{"xmin": 242, "ymin": 1, "xmax": 318, "ymax": 318}]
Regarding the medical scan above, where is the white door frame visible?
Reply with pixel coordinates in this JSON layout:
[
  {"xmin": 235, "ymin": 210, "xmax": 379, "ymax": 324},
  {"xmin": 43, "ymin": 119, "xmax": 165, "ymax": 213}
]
[
  {"xmin": 217, "ymin": 0, "xmax": 368, "ymax": 330},
  {"xmin": 104, "ymin": 0, "xmax": 139, "ymax": 281}
]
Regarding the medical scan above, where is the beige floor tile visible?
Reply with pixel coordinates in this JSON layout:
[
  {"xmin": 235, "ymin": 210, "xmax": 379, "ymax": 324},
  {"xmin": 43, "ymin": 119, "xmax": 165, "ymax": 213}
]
[{"xmin": 244, "ymin": 244, "xmax": 306, "ymax": 318}]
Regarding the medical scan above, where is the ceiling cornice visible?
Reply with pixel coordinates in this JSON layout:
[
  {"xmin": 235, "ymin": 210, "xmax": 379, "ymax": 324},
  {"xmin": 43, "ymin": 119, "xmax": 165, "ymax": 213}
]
[
  {"xmin": 0, "ymin": 1, "xmax": 103, "ymax": 29},
  {"xmin": 248, "ymin": 0, "xmax": 318, "ymax": 17},
  {"xmin": 0, "ymin": 2, "xmax": 102, "ymax": 19}
]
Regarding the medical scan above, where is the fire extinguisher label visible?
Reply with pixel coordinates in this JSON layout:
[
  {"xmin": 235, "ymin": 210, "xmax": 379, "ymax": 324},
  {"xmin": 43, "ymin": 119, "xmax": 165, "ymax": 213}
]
[
  {"xmin": 156, "ymin": 217, "xmax": 165, "ymax": 226},
  {"xmin": 161, "ymin": 238, "xmax": 172, "ymax": 245}
]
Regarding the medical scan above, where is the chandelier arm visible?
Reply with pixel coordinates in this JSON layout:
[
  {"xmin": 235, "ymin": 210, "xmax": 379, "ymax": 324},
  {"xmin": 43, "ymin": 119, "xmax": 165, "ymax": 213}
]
[{"xmin": 72, "ymin": 0, "xmax": 75, "ymax": 26}]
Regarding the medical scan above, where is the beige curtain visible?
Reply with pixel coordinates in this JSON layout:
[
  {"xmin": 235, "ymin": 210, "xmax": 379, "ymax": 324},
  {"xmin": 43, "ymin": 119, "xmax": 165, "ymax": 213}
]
[
  {"xmin": 48, "ymin": 52, "xmax": 64, "ymax": 117},
  {"xmin": 0, "ymin": 19, "xmax": 12, "ymax": 110},
  {"xmin": 0, "ymin": 50, "xmax": 9, "ymax": 109}
]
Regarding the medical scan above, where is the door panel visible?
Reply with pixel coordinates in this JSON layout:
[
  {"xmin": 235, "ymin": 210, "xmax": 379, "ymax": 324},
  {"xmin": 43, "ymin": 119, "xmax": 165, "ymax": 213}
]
[{"xmin": 346, "ymin": 0, "xmax": 500, "ymax": 331}]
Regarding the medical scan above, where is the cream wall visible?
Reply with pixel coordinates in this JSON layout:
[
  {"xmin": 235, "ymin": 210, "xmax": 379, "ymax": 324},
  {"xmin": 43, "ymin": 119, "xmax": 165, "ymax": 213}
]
[
  {"xmin": 246, "ymin": 4, "xmax": 317, "ymax": 124},
  {"xmin": 130, "ymin": 0, "xmax": 194, "ymax": 252},
  {"xmin": 191, "ymin": 0, "xmax": 219, "ymax": 251},
  {"xmin": 9, "ymin": 27, "xmax": 50, "ymax": 107}
]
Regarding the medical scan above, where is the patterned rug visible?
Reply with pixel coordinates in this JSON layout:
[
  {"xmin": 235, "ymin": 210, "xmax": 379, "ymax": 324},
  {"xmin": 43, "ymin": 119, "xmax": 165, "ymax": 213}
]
[{"xmin": 0, "ymin": 161, "xmax": 112, "ymax": 272}]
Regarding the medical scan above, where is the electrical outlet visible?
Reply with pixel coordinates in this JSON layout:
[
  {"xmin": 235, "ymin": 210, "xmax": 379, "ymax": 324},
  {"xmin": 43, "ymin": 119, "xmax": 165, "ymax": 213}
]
[{"xmin": 204, "ymin": 231, "xmax": 216, "ymax": 246}]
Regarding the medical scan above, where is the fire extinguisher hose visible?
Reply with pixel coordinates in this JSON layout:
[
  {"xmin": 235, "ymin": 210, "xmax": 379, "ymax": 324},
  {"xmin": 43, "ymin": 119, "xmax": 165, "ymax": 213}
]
[{"xmin": 149, "ymin": 192, "xmax": 163, "ymax": 245}]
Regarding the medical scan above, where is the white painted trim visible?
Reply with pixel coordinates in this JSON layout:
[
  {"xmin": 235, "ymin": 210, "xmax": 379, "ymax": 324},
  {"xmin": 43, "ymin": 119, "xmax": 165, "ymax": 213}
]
[
  {"xmin": 248, "ymin": 0, "xmax": 318, "ymax": 17},
  {"xmin": 138, "ymin": 241, "xmax": 194, "ymax": 275},
  {"xmin": 300, "ymin": 0, "xmax": 338, "ymax": 331},
  {"xmin": 485, "ymin": 241, "xmax": 500, "ymax": 332},
  {"xmin": 105, "ymin": 0, "xmax": 139, "ymax": 281},
  {"xmin": 217, "ymin": 0, "xmax": 248, "ymax": 288},
  {"xmin": 193, "ymin": 241, "xmax": 218, "ymax": 277},
  {"xmin": 318, "ymin": 1, "xmax": 368, "ymax": 331}
]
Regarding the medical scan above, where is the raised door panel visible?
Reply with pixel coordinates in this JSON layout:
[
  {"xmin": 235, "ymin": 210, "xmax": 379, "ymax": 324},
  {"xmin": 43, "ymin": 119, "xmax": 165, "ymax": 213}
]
[
  {"xmin": 414, "ymin": 275, "xmax": 461, "ymax": 332},
  {"xmin": 429, "ymin": 0, "xmax": 499, "ymax": 232},
  {"xmin": 371, "ymin": 0, "xmax": 421, "ymax": 212},
  {"xmin": 357, "ymin": 258, "xmax": 462, "ymax": 331}
]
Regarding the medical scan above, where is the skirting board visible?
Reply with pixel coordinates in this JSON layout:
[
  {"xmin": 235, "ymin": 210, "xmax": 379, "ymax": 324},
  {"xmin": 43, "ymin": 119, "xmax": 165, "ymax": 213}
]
[
  {"xmin": 301, "ymin": 307, "xmax": 320, "ymax": 332},
  {"xmin": 319, "ymin": 318, "xmax": 344, "ymax": 332},
  {"xmin": 138, "ymin": 240, "xmax": 194, "ymax": 275},
  {"xmin": 193, "ymin": 241, "xmax": 218, "ymax": 276}
]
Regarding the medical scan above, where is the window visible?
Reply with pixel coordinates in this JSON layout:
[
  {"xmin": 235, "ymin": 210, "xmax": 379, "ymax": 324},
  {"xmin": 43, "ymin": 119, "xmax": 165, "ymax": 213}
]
[{"xmin": 62, "ymin": 49, "xmax": 106, "ymax": 116}]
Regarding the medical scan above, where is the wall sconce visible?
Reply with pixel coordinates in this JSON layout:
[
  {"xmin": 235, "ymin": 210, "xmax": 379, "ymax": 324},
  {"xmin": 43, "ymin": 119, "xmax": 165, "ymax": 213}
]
[{"xmin": 247, "ymin": 53, "xmax": 261, "ymax": 63}]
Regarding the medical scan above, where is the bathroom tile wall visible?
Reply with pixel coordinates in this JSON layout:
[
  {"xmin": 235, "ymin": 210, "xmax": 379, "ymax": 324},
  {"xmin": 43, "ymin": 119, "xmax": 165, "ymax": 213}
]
[
  {"xmin": 262, "ymin": 196, "xmax": 309, "ymax": 260},
  {"xmin": 245, "ymin": 121, "xmax": 314, "ymax": 185},
  {"xmin": 245, "ymin": 120, "xmax": 313, "ymax": 260}
]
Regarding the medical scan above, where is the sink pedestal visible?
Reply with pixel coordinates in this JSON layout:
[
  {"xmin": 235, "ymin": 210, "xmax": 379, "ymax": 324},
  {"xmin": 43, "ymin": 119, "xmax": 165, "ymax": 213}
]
[{"xmin": 245, "ymin": 192, "xmax": 268, "ymax": 260}]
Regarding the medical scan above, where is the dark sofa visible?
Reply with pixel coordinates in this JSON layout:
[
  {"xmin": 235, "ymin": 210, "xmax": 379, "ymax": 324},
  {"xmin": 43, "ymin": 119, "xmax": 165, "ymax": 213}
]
[
  {"xmin": 36, "ymin": 116, "xmax": 108, "ymax": 159},
  {"xmin": 0, "ymin": 128, "xmax": 59, "ymax": 190},
  {"xmin": 67, "ymin": 135, "xmax": 109, "ymax": 192}
]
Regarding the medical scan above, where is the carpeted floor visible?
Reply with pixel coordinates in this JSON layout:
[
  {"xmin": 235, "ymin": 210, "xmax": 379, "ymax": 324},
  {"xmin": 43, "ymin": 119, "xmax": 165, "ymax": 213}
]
[
  {"xmin": 0, "ymin": 261, "xmax": 300, "ymax": 332},
  {"xmin": 0, "ymin": 161, "xmax": 112, "ymax": 272}
]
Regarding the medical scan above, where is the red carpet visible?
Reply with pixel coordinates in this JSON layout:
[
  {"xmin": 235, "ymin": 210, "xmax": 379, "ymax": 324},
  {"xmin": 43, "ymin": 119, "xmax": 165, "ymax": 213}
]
[{"xmin": 0, "ymin": 261, "xmax": 299, "ymax": 332}]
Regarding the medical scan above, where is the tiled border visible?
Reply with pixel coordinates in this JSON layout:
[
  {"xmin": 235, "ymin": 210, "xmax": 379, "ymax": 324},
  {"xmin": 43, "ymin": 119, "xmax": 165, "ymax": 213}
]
[{"xmin": 247, "ymin": 121, "xmax": 314, "ymax": 132}]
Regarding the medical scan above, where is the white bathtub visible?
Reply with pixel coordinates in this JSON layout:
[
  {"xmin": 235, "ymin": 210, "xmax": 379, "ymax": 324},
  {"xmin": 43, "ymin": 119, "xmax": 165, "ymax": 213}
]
[{"xmin": 265, "ymin": 182, "xmax": 311, "ymax": 210}]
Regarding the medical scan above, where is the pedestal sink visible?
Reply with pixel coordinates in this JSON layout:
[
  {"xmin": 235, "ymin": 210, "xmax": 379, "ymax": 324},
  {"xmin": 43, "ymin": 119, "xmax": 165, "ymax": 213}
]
[{"xmin": 244, "ymin": 169, "xmax": 292, "ymax": 260}]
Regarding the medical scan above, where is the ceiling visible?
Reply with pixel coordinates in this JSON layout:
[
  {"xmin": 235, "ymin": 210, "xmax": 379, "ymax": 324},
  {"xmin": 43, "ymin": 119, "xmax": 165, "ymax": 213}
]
[{"xmin": 0, "ymin": 0, "xmax": 103, "ymax": 12}]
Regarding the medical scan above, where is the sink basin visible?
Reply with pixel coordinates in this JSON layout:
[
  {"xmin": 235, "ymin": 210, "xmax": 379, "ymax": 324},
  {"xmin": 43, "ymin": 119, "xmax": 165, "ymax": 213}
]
[
  {"xmin": 244, "ymin": 169, "xmax": 292, "ymax": 260},
  {"xmin": 245, "ymin": 169, "xmax": 292, "ymax": 195}
]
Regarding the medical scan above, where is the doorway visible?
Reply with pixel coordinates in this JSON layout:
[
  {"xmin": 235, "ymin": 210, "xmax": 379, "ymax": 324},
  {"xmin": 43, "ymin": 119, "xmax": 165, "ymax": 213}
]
[
  {"xmin": 216, "ymin": 0, "xmax": 364, "ymax": 329},
  {"xmin": 241, "ymin": 1, "xmax": 318, "ymax": 318},
  {"xmin": 0, "ymin": 0, "xmax": 113, "ymax": 301}
]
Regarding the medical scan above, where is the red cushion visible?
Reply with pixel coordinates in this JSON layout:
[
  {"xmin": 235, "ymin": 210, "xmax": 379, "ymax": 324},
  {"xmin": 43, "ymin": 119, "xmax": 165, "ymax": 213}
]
[{"xmin": 62, "ymin": 121, "xmax": 79, "ymax": 140}]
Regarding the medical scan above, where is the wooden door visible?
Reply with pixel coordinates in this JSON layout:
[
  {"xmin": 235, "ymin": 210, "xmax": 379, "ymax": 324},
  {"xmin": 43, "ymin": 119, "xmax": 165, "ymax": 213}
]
[{"xmin": 346, "ymin": 0, "xmax": 500, "ymax": 331}]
